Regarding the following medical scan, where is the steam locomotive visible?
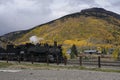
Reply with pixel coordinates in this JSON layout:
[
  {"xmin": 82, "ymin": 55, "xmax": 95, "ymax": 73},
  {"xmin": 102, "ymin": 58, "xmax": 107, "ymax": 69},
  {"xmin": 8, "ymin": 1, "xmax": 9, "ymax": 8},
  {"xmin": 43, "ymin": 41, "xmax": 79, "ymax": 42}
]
[{"xmin": 0, "ymin": 41, "xmax": 63, "ymax": 63}]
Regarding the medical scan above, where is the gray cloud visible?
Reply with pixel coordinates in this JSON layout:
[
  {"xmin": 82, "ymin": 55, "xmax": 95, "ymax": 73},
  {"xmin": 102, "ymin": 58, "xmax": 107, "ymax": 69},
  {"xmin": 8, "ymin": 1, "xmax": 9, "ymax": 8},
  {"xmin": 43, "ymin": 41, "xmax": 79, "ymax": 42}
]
[
  {"xmin": 0, "ymin": 0, "xmax": 120, "ymax": 35},
  {"xmin": 0, "ymin": 0, "xmax": 53, "ymax": 35}
]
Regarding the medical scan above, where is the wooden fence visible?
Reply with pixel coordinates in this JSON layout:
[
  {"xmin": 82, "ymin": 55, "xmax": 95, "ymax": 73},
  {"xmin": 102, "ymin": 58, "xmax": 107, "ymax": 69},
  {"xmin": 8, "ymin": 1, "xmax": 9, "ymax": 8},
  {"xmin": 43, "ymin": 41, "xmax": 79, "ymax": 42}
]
[
  {"xmin": 67, "ymin": 56, "xmax": 120, "ymax": 68},
  {"xmin": 3, "ymin": 54, "xmax": 120, "ymax": 68}
]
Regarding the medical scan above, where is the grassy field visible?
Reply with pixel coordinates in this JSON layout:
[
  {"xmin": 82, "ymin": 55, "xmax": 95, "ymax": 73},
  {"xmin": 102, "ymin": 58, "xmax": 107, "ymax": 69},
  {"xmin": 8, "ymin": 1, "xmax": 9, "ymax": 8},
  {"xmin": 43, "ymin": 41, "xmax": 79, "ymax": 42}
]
[
  {"xmin": 0, "ymin": 61, "xmax": 120, "ymax": 73},
  {"xmin": 0, "ymin": 62, "xmax": 13, "ymax": 68}
]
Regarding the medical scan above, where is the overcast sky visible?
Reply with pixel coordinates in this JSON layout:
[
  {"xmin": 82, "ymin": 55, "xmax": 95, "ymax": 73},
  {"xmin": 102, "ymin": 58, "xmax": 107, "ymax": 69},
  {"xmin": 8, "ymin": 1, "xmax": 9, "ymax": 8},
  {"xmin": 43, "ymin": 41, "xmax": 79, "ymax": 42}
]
[{"xmin": 0, "ymin": 0, "xmax": 120, "ymax": 36}]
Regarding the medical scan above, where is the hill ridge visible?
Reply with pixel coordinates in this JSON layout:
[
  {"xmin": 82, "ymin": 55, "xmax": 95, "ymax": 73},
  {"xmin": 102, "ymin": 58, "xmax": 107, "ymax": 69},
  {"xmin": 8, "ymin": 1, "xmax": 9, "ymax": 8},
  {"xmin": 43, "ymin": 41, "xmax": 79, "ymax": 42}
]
[{"xmin": 0, "ymin": 7, "xmax": 120, "ymax": 48}]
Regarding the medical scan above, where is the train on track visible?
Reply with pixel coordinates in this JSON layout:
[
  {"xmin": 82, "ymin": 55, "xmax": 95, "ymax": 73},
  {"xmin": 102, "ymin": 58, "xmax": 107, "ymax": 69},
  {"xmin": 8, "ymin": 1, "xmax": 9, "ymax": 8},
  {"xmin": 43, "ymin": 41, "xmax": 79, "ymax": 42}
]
[{"xmin": 0, "ymin": 41, "xmax": 63, "ymax": 63}]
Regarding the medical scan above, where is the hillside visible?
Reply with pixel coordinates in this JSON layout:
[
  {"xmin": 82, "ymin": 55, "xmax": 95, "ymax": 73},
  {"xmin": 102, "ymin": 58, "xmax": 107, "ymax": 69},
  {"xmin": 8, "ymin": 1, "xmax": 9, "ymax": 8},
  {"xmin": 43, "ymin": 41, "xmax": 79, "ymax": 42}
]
[{"xmin": 1, "ymin": 7, "xmax": 120, "ymax": 48}]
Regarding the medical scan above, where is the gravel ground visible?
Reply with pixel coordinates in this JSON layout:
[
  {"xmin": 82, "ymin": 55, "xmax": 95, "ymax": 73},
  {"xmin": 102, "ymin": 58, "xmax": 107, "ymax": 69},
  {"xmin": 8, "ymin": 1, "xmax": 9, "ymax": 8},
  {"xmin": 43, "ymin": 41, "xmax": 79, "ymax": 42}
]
[{"xmin": 0, "ymin": 69, "xmax": 120, "ymax": 80}]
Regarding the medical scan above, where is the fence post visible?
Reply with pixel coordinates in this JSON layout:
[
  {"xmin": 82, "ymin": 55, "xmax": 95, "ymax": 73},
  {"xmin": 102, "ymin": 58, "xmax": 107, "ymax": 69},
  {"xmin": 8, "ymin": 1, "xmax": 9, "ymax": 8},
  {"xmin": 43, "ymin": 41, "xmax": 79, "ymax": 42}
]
[
  {"xmin": 98, "ymin": 56, "xmax": 101, "ymax": 68},
  {"xmin": 64, "ymin": 56, "xmax": 67, "ymax": 65},
  {"xmin": 79, "ymin": 56, "xmax": 82, "ymax": 66},
  {"xmin": 18, "ymin": 55, "xmax": 21, "ymax": 63},
  {"xmin": 46, "ymin": 55, "xmax": 49, "ymax": 66},
  {"xmin": 31, "ymin": 54, "xmax": 34, "ymax": 64},
  {"xmin": 6, "ymin": 53, "xmax": 8, "ymax": 63},
  {"xmin": 56, "ymin": 56, "xmax": 59, "ymax": 65}
]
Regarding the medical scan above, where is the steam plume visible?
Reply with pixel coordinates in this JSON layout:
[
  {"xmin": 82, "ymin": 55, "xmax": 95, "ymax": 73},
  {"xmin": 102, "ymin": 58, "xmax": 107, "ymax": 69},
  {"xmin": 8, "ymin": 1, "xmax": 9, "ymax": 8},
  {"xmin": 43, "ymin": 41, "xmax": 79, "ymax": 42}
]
[{"xmin": 29, "ymin": 36, "xmax": 44, "ymax": 44}]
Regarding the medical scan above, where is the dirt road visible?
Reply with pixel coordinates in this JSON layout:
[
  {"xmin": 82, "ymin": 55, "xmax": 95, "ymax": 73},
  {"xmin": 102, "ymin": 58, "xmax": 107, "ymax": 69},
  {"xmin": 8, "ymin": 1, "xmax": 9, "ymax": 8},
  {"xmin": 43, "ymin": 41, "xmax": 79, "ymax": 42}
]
[{"xmin": 0, "ymin": 69, "xmax": 120, "ymax": 80}]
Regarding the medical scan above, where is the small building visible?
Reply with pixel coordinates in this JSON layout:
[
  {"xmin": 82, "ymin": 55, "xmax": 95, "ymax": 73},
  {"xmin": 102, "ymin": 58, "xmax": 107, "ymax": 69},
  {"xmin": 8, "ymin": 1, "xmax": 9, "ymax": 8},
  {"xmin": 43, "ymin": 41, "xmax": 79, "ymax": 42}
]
[{"xmin": 84, "ymin": 50, "xmax": 97, "ymax": 54}]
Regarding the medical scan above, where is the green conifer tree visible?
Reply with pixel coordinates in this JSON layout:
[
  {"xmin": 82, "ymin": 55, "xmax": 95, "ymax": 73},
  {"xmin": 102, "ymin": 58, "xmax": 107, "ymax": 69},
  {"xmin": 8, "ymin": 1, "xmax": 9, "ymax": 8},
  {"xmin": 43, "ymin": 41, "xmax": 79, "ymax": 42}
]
[{"xmin": 70, "ymin": 44, "xmax": 78, "ymax": 59}]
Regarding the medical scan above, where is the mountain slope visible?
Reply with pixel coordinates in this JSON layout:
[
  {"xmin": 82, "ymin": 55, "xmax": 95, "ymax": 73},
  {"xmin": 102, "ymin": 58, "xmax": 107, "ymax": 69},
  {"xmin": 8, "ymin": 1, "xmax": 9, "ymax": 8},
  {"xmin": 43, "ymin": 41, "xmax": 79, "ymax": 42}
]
[{"xmin": 1, "ymin": 7, "xmax": 120, "ymax": 47}]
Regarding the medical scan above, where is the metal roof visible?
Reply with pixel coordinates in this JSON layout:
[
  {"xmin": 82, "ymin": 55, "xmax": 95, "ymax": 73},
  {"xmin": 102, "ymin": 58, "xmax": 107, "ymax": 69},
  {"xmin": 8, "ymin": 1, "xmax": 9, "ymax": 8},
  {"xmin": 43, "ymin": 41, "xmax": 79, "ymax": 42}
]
[{"xmin": 84, "ymin": 50, "xmax": 97, "ymax": 53}]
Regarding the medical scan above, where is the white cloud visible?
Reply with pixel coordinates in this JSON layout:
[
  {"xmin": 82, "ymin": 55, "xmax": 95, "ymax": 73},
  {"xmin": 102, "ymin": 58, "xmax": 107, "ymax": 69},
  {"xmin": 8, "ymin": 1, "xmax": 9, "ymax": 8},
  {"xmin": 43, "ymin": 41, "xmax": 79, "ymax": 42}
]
[
  {"xmin": 0, "ymin": 5, "xmax": 5, "ymax": 14},
  {"xmin": 94, "ymin": 0, "xmax": 111, "ymax": 7},
  {"xmin": 50, "ymin": 0, "xmax": 90, "ymax": 18},
  {"xmin": 0, "ymin": 0, "xmax": 53, "ymax": 35}
]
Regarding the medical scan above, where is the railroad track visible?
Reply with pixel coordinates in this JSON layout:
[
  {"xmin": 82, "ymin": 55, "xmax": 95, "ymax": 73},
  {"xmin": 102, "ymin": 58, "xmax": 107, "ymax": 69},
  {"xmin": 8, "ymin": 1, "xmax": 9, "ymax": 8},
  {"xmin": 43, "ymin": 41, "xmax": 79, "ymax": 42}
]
[{"xmin": 67, "ymin": 60, "xmax": 120, "ymax": 67}]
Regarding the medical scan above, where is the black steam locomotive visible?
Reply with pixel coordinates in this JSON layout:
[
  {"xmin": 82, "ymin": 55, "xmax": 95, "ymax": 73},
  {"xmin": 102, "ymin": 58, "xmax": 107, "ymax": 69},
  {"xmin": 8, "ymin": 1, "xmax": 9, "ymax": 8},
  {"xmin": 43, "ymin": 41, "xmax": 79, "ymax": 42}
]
[{"xmin": 0, "ymin": 41, "xmax": 63, "ymax": 63}]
